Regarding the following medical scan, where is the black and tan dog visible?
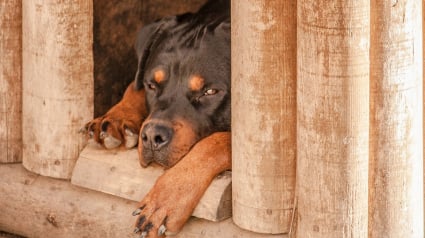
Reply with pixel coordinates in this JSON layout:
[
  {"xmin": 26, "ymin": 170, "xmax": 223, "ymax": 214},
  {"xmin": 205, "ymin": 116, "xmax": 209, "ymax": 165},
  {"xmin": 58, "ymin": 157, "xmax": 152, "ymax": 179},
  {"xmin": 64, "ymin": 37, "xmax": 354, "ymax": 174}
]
[{"xmin": 84, "ymin": 0, "xmax": 231, "ymax": 237}]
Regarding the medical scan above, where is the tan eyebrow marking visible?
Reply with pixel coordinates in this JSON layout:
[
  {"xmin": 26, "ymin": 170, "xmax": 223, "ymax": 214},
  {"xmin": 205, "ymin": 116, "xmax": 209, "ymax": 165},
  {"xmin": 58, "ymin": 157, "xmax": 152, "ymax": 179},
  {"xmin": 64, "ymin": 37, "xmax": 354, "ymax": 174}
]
[
  {"xmin": 154, "ymin": 70, "xmax": 165, "ymax": 83},
  {"xmin": 188, "ymin": 75, "xmax": 204, "ymax": 91}
]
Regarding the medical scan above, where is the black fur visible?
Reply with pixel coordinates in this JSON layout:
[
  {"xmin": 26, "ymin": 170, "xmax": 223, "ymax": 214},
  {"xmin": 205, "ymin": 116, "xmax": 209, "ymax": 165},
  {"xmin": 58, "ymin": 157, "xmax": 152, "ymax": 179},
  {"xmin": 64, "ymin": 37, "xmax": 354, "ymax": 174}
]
[{"xmin": 136, "ymin": 0, "xmax": 230, "ymax": 145}]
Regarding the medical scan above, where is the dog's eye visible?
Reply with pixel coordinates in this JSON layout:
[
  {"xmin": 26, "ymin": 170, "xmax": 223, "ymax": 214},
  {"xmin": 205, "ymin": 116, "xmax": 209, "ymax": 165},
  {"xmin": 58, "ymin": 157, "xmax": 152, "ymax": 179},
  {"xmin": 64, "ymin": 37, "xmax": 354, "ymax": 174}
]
[
  {"xmin": 204, "ymin": 89, "xmax": 217, "ymax": 96},
  {"xmin": 147, "ymin": 83, "xmax": 156, "ymax": 90}
]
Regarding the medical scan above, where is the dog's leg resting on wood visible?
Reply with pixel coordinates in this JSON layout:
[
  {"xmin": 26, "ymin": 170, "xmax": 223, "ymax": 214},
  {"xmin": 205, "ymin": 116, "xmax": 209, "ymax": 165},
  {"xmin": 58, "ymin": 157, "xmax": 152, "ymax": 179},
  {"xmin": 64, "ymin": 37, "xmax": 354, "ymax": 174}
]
[{"xmin": 132, "ymin": 132, "xmax": 231, "ymax": 238}]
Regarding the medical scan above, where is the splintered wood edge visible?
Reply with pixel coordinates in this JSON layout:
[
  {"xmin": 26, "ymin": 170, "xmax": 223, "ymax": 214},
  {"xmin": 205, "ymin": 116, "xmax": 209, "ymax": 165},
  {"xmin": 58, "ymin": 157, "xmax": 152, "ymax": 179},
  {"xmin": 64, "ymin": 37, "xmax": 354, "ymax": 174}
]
[{"xmin": 71, "ymin": 143, "xmax": 232, "ymax": 222}]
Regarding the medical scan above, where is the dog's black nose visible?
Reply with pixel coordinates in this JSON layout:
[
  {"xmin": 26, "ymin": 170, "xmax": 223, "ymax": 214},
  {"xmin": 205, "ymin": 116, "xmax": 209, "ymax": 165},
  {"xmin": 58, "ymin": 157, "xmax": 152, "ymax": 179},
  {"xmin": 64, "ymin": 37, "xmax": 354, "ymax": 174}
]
[{"xmin": 141, "ymin": 123, "xmax": 173, "ymax": 150}]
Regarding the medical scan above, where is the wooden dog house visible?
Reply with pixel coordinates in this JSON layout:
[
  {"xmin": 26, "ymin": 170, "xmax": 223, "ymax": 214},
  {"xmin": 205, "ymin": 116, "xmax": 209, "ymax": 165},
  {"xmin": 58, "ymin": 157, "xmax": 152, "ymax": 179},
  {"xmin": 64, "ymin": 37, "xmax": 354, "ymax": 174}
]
[{"xmin": 1, "ymin": 0, "xmax": 424, "ymax": 237}]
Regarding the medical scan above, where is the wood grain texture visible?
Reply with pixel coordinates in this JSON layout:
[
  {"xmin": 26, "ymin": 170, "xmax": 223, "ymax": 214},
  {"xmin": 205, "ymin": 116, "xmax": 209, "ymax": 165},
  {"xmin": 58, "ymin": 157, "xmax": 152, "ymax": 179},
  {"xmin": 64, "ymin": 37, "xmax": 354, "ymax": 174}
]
[
  {"xmin": 22, "ymin": 0, "xmax": 94, "ymax": 178},
  {"xmin": 369, "ymin": 1, "xmax": 424, "ymax": 237},
  {"xmin": 231, "ymin": 0, "xmax": 297, "ymax": 234},
  {"xmin": 71, "ymin": 143, "xmax": 232, "ymax": 222},
  {"xmin": 0, "ymin": 1, "xmax": 22, "ymax": 163},
  {"xmin": 296, "ymin": 0, "xmax": 370, "ymax": 237},
  {"xmin": 0, "ymin": 164, "xmax": 284, "ymax": 238}
]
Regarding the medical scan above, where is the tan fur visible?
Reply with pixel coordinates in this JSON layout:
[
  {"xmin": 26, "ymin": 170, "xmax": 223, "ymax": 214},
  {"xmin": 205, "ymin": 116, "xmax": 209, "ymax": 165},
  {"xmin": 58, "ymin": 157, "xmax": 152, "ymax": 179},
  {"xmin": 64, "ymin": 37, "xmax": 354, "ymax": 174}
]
[{"xmin": 188, "ymin": 75, "xmax": 204, "ymax": 91}]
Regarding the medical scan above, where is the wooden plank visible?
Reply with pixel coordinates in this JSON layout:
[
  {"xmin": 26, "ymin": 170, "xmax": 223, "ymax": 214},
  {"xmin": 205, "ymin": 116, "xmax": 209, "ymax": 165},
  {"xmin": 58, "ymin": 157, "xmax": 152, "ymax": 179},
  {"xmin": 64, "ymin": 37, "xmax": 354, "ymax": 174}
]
[
  {"xmin": 0, "ymin": 1, "xmax": 22, "ymax": 163},
  {"xmin": 72, "ymin": 143, "xmax": 163, "ymax": 200},
  {"xmin": 0, "ymin": 164, "xmax": 283, "ymax": 238},
  {"xmin": 71, "ymin": 143, "xmax": 232, "ymax": 222}
]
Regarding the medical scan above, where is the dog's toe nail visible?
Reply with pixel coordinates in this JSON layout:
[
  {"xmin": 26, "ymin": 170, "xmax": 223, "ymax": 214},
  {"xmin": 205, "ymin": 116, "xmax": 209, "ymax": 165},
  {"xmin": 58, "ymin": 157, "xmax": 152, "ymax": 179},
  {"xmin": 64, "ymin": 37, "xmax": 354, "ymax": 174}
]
[
  {"xmin": 99, "ymin": 131, "xmax": 107, "ymax": 139},
  {"xmin": 125, "ymin": 128, "xmax": 134, "ymax": 136},
  {"xmin": 125, "ymin": 128, "xmax": 138, "ymax": 148},
  {"xmin": 132, "ymin": 208, "xmax": 142, "ymax": 216},
  {"xmin": 158, "ymin": 224, "xmax": 167, "ymax": 236},
  {"xmin": 133, "ymin": 227, "xmax": 140, "ymax": 234},
  {"xmin": 103, "ymin": 135, "xmax": 121, "ymax": 149},
  {"xmin": 79, "ymin": 126, "xmax": 87, "ymax": 134},
  {"xmin": 140, "ymin": 231, "xmax": 147, "ymax": 238}
]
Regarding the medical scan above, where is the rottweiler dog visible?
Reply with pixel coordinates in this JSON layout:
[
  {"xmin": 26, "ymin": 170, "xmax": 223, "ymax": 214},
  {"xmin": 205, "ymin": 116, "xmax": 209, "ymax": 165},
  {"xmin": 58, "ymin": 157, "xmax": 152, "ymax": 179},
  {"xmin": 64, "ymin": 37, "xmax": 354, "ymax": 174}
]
[{"xmin": 83, "ymin": 0, "xmax": 231, "ymax": 237}]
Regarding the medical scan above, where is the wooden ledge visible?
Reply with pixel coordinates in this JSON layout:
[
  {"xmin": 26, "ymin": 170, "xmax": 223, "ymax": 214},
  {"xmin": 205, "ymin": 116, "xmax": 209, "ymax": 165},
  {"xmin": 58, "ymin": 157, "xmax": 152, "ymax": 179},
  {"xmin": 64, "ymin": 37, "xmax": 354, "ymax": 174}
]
[
  {"xmin": 0, "ymin": 164, "xmax": 285, "ymax": 238},
  {"xmin": 71, "ymin": 143, "xmax": 232, "ymax": 221}
]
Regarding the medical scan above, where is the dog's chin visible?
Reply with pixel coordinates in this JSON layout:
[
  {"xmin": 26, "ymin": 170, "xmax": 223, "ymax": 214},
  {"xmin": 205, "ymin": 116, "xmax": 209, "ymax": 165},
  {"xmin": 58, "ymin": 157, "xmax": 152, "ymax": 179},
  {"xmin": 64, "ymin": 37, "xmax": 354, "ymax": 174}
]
[
  {"xmin": 154, "ymin": 155, "xmax": 182, "ymax": 169},
  {"xmin": 138, "ymin": 145, "xmax": 189, "ymax": 169}
]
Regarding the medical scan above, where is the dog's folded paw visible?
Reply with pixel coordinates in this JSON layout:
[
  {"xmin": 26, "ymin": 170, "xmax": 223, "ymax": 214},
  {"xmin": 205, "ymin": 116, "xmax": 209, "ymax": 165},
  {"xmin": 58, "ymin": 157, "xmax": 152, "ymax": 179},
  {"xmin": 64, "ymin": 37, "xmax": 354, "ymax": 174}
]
[
  {"xmin": 81, "ymin": 114, "xmax": 141, "ymax": 149},
  {"xmin": 81, "ymin": 83, "xmax": 147, "ymax": 149}
]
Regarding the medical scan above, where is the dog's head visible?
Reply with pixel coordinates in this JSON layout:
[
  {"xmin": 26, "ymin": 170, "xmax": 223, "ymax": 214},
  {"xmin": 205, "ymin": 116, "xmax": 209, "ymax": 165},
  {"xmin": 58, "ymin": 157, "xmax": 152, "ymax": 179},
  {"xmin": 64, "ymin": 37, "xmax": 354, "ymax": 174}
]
[{"xmin": 134, "ymin": 9, "xmax": 230, "ymax": 168}]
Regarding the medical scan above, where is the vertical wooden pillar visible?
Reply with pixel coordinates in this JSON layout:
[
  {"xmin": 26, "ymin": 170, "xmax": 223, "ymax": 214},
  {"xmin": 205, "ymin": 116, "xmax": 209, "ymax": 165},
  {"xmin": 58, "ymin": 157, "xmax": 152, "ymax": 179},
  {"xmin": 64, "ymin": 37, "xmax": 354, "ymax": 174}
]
[
  {"xmin": 423, "ymin": 0, "xmax": 425, "ymax": 231},
  {"xmin": 369, "ymin": 1, "xmax": 424, "ymax": 237},
  {"xmin": 296, "ymin": 1, "xmax": 369, "ymax": 237},
  {"xmin": 0, "ymin": 1, "xmax": 22, "ymax": 163},
  {"xmin": 232, "ymin": 0, "xmax": 297, "ymax": 234},
  {"xmin": 22, "ymin": 1, "xmax": 94, "ymax": 179}
]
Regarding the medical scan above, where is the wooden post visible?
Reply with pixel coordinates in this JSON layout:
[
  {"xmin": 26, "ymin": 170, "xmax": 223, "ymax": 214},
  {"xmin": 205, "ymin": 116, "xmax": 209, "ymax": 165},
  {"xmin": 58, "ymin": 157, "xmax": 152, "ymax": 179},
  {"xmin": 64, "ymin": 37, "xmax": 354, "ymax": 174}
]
[
  {"xmin": 0, "ymin": 1, "xmax": 22, "ymax": 163},
  {"xmin": 422, "ymin": 0, "xmax": 425, "ymax": 232},
  {"xmin": 232, "ymin": 0, "xmax": 297, "ymax": 234},
  {"xmin": 369, "ymin": 1, "xmax": 424, "ymax": 237},
  {"xmin": 296, "ymin": 1, "xmax": 370, "ymax": 237},
  {"xmin": 22, "ymin": 1, "xmax": 94, "ymax": 179}
]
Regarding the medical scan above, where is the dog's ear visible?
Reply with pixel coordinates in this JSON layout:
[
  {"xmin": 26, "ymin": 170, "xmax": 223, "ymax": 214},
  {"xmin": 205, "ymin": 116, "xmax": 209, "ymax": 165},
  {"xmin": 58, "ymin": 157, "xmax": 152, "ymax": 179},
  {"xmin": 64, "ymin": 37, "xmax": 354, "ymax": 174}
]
[
  {"xmin": 133, "ymin": 22, "xmax": 161, "ymax": 90},
  {"xmin": 213, "ymin": 20, "xmax": 230, "ymax": 40},
  {"xmin": 134, "ymin": 18, "xmax": 176, "ymax": 90}
]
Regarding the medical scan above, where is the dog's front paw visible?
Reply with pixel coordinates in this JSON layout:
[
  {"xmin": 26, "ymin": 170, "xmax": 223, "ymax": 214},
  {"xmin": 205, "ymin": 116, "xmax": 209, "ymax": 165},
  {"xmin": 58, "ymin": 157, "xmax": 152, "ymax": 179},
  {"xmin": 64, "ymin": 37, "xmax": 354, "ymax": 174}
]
[
  {"xmin": 132, "ymin": 133, "xmax": 232, "ymax": 237},
  {"xmin": 132, "ymin": 172, "xmax": 203, "ymax": 237},
  {"xmin": 81, "ymin": 83, "xmax": 147, "ymax": 149},
  {"xmin": 82, "ymin": 113, "xmax": 142, "ymax": 149}
]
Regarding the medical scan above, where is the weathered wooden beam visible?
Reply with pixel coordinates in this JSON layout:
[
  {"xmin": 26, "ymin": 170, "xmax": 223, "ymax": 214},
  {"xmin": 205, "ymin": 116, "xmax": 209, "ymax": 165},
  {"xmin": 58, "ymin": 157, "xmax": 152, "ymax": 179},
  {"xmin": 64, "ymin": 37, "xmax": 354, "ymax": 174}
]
[
  {"xmin": 369, "ymin": 1, "xmax": 423, "ymax": 237},
  {"xmin": 231, "ymin": 0, "xmax": 297, "ymax": 234},
  {"xmin": 0, "ymin": 164, "xmax": 284, "ymax": 238},
  {"xmin": 22, "ymin": 0, "xmax": 93, "ymax": 179},
  {"xmin": 0, "ymin": 1, "xmax": 22, "ymax": 163},
  {"xmin": 71, "ymin": 143, "xmax": 232, "ymax": 222},
  {"xmin": 297, "ymin": 0, "xmax": 370, "ymax": 237}
]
